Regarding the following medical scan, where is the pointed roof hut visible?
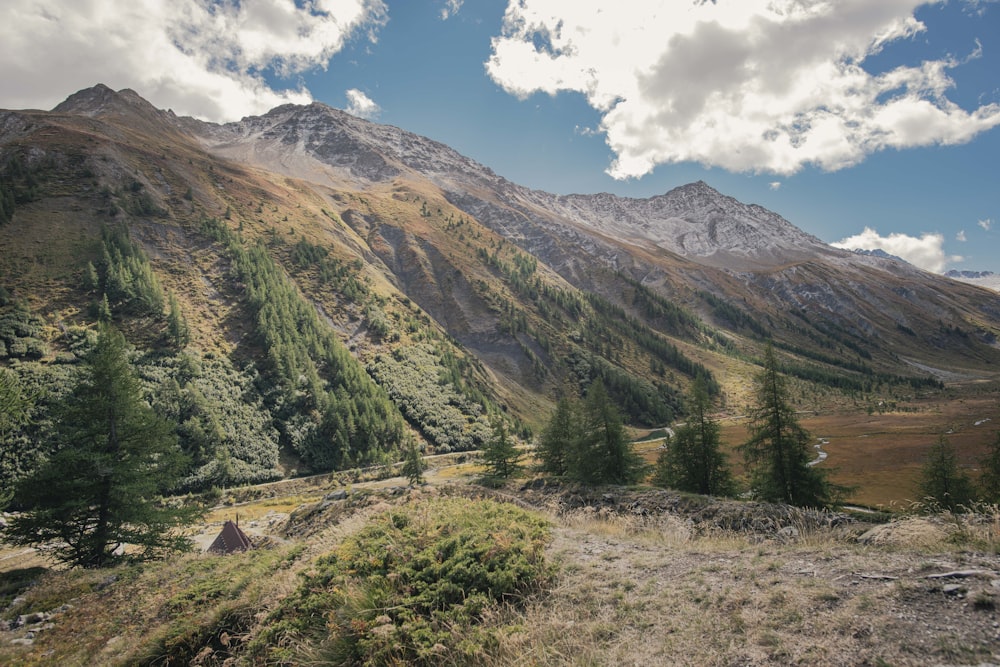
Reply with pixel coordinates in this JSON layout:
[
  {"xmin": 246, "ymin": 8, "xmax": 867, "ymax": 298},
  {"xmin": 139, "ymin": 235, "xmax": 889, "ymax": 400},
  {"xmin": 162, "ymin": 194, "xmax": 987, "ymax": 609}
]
[{"xmin": 207, "ymin": 518, "xmax": 253, "ymax": 554}]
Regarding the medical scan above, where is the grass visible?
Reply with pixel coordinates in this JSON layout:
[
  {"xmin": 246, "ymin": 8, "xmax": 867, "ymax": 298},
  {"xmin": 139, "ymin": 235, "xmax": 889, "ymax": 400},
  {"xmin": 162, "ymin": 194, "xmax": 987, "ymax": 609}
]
[{"xmin": 4, "ymin": 481, "xmax": 1000, "ymax": 666}]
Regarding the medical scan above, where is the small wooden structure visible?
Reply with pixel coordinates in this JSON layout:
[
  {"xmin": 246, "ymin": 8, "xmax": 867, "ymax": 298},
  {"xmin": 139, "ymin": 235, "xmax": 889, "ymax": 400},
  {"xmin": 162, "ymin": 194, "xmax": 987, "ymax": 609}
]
[{"xmin": 207, "ymin": 518, "xmax": 253, "ymax": 554}]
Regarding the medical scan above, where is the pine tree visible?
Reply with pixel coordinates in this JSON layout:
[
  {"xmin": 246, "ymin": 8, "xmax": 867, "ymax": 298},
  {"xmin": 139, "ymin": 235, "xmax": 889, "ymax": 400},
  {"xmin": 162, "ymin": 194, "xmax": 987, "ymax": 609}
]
[
  {"xmin": 740, "ymin": 344, "xmax": 833, "ymax": 507},
  {"xmin": 167, "ymin": 292, "xmax": 190, "ymax": 348},
  {"xmin": 3, "ymin": 325, "xmax": 199, "ymax": 567},
  {"xmin": 978, "ymin": 431, "xmax": 1000, "ymax": 503},
  {"xmin": 654, "ymin": 377, "xmax": 734, "ymax": 496},
  {"xmin": 919, "ymin": 435, "xmax": 975, "ymax": 512},
  {"xmin": 401, "ymin": 439, "xmax": 426, "ymax": 485},
  {"xmin": 481, "ymin": 419, "xmax": 522, "ymax": 482},
  {"xmin": 536, "ymin": 394, "xmax": 578, "ymax": 476},
  {"xmin": 568, "ymin": 380, "xmax": 644, "ymax": 485}
]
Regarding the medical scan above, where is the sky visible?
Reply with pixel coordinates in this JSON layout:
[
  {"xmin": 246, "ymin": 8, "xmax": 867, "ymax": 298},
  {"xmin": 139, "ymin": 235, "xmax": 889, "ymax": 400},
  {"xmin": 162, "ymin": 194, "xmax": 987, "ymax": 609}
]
[{"xmin": 1, "ymin": 0, "xmax": 998, "ymax": 274}]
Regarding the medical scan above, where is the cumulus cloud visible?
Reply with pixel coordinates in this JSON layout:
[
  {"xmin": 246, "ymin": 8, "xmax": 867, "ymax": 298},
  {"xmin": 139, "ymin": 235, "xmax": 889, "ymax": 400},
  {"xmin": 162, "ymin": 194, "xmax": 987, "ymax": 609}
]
[
  {"xmin": 831, "ymin": 227, "xmax": 961, "ymax": 272},
  {"xmin": 486, "ymin": 0, "xmax": 1000, "ymax": 178},
  {"xmin": 769, "ymin": 181, "xmax": 782, "ymax": 191},
  {"xmin": 344, "ymin": 88, "xmax": 381, "ymax": 119},
  {"xmin": 0, "ymin": 0, "xmax": 387, "ymax": 122},
  {"xmin": 980, "ymin": 218, "xmax": 994, "ymax": 231},
  {"xmin": 957, "ymin": 230, "xmax": 967, "ymax": 242}
]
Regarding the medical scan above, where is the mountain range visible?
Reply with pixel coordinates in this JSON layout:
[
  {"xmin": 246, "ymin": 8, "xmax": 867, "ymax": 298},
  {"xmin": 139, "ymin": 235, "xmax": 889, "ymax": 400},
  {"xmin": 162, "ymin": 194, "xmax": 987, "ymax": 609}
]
[{"xmin": 2, "ymin": 84, "xmax": 1000, "ymax": 482}]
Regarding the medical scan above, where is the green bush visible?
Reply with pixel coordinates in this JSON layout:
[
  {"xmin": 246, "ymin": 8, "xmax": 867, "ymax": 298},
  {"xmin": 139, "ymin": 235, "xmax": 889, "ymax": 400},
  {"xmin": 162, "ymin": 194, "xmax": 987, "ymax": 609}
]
[{"xmin": 256, "ymin": 497, "xmax": 551, "ymax": 665}]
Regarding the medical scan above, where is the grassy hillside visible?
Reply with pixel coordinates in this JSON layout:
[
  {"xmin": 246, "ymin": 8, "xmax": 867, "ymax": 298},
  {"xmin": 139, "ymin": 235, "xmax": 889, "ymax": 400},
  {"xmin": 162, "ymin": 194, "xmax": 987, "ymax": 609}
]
[{"xmin": 2, "ymin": 472, "xmax": 999, "ymax": 666}]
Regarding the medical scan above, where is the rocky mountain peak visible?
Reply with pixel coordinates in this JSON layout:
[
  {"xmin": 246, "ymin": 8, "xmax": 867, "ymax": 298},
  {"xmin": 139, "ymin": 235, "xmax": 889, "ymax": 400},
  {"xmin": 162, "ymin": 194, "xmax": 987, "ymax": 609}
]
[{"xmin": 53, "ymin": 84, "xmax": 168, "ymax": 120}]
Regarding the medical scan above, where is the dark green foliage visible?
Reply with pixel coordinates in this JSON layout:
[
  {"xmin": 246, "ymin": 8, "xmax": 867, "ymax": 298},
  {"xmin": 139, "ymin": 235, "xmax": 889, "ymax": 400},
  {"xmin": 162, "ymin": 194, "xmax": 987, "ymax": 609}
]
[
  {"xmin": 288, "ymin": 237, "xmax": 369, "ymax": 301},
  {"xmin": 0, "ymin": 368, "xmax": 33, "ymax": 507},
  {"xmin": 98, "ymin": 225, "xmax": 165, "ymax": 316},
  {"xmin": 740, "ymin": 345, "xmax": 835, "ymax": 507},
  {"xmin": 535, "ymin": 394, "xmax": 579, "ymax": 476},
  {"xmin": 0, "ymin": 152, "xmax": 41, "ymax": 224},
  {"xmin": 584, "ymin": 292, "xmax": 717, "ymax": 392},
  {"xmin": 978, "ymin": 431, "xmax": 1000, "ymax": 503},
  {"xmin": 201, "ymin": 217, "xmax": 405, "ymax": 472},
  {"xmin": 166, "ymin": 292, "xmax": 189, "ymax": 348},
  {"xmin": 919, "ymin": 435, "xmax": 975, "ymax": 512},
  {"xmin": 654, "ymin": 377, "xmax": 734, "ymax": 496},
  {"xmin": 3, "ymin": 325, "xmax": 199, "ymax": 568},
  {"xmin": 566, "ymin": 350, "xmax": 680, "ymax": 427},
  {"xmin": 619, "ymin": 275, "xmax": 701, "ymax": 339},
  {"xmin": 537, "ymin": 383, "xmax": 644, "ymax": 485},
  {"xmin": 141, "ymin": 353, "xmax": 282, "ymax": 490},
  {"xmin": 481, "ymin": 419, "xmax": 522, "ymax": 481},
  {"xmin": 698, "ymin": 290, "xmax": 768, "ymax": 337},
  {"xmin": 368, "ymin": 343, "xmax": 492, "ymax": 453},
  {"xmin": 567, "ymin": 381, "xmax": 645, "ymax": 485},
  {"xmin": 0, "ymin": 361, "xmax": 78, "ymax": 497},
  {"xmin": 0, "ymin": 300, "xmax": 48, "ymax": 360},
  {"xmin": 401, "ymin": 439, "xmax": 426, "ymax": 485},
  {"xmin": 255, "ymin": 498, "xmax": 550, "ymax": 666}
]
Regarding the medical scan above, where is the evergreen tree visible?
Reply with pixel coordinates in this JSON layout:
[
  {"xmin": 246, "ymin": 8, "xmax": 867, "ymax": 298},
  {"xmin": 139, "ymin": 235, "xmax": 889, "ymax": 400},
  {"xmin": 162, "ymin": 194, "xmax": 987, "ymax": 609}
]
[
  {"xmin": 919, "ymin": 435, "xmax": 975, "ymax": 512},
  {"xmin": 978, "ymin": 431, "xmax": 1000, "ymax": 503},
  {"xmin": 401, "ymin": 439, "xmax": 425, "ymax": 485},
  {"xmin": 654, "ymin": 377, "xmax": 734, "ymax": 496},
  {"xmin": 3, "ymin": 325, "xmax": 199, "ymax": 567},
  {"xmin": 740, "ymin": 344, "xmax": 833, "ymax": 507},
  {"xmin": 97, "ymin": 293, "xmax": 113, "ymax": 322},
  {"xmin": 167, "ymin": 292, "xmax": 190, "ymax": 348},
  {"xmin": 568, "ymin": 380, "xmax": 644, "ymax": 485},
  {"xmin": 481, "ymin": 419, "xmax": 522, "ymax": 481},
  {"xmin": 536, "ymin": 394, "xmax": 578, "ymax": 476}
]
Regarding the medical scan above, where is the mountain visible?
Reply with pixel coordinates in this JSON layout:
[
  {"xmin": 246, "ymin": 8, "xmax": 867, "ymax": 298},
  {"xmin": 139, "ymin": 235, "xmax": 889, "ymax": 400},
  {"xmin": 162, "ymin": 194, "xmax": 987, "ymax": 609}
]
[
  {"xmin": 2, "ymin": 84, "xmax": 1000, "ymax": 488},
  {"xmin": 946, "ymin": 269, "xmax": 1000, "ymax": 293}
]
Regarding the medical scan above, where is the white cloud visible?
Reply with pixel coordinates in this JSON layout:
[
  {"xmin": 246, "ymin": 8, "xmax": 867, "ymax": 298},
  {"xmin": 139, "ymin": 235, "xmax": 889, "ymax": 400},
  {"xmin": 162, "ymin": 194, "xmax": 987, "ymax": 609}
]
[
  {"xmin": 0, "ymin": 0, "xmax": 387, "ymax": 122},
  {"xmin": 486, "ymin": 0, "xmax": 1000, "ymax": 178},
  {"xmin": 831, "ymin": 227, "xmax": 961, "ymax": 273},
  {"xmin": 957, "ymin": 230, "xmax": 967, "ymax": 242},
  {"xmin": 440, "ymin": 0, "xmax": 464, "ymax": 20},
  {"xmin": 344, "ymin": 88, "xmax": 381, "ymax": 119},
  {"xmin": 980, "ymin": 218, "xmax": 994, "ymax": 231},
  {"xmin": 769, "ymin": 181, "xmax": 782, "ymax": 191}
]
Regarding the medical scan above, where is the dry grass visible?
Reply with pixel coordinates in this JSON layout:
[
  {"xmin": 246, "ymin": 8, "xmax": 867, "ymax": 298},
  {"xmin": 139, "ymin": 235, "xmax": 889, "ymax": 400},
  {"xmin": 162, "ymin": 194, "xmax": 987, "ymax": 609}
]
[{"xmin": 484, "ymin": 506, "xmax": 1000, "ymax": 667}]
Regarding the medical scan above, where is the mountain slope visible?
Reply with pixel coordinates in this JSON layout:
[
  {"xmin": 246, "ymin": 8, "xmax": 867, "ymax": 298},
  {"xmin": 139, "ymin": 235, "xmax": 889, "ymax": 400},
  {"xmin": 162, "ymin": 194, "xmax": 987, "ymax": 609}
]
[{"xmin": 2, "ymin": 85, "xmax": 1000, "ymax": 493}]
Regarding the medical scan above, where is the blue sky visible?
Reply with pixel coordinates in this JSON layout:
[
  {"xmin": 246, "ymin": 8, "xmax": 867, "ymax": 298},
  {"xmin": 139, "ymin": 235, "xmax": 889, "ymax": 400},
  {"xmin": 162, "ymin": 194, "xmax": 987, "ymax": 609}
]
[{"xmin": 1, "ymin": 0, "xmax": 998, "ymax": 273}]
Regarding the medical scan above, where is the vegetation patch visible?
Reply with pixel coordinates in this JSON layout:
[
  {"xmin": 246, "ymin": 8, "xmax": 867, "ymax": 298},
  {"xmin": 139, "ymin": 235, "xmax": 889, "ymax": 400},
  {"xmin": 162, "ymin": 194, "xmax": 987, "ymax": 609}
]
[{"xmin": 253, "ymin": 496, "xmax": 551, "ymax": 665}]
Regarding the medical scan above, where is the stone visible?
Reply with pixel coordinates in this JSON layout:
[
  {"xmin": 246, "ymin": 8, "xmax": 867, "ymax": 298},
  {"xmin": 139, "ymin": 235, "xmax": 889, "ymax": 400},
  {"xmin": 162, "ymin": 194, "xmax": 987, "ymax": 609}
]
[{"xmin": 324, "ymin": 489, "xmax": 348, "ymax": 501}]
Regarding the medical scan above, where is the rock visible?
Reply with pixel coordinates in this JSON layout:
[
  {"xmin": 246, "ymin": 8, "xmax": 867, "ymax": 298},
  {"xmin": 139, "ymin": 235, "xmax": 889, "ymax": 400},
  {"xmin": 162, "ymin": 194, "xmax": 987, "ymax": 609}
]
[
  {"xmin": 324, "ymin": 489, "xmax": 348, "ymax": 501},
  {"xmin": 942, "ymin": 584, "xmax": 966, "ymax": 595},
  {"xmin": 9, "ymin": 637, "xmax": 34, "ymax": 647},
  {"xmin": 777, "ymin": 526, "xmax": 799, "ymax": 540},
  {"xmin": 15, "ymin": 612, "xmax": 49, "ymax": 627},
  {"xmin": 0, "ymin": 620, "xmax": 10, "ymax": 632}
]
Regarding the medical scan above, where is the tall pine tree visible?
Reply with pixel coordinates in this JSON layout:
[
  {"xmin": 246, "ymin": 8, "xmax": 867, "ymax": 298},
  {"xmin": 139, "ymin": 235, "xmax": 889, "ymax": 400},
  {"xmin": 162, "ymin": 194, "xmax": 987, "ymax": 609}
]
[
  {"xmin": 919, "ymin": 435, "xmax": 975, "ymax": 512},
  {"xmin": 481, "ymin": 419, "xmax": 522, "ymax": 482},
  {"xmin": 535, "ymin": 394, "xmax": 579, "ymax": 476},
  {"xmin": 568, "ymin": 380, "xmax": 644, "ymax": 485},
  {"xmin": 654, "ymin": 377, "xmax": 734, "ymax": 496},
  {"xmin": 4, "ymin": 325, "xmax": 199, "ymax": 567},
  {"xmin": 740, "ymin": 345, "xmax": 834, "ymax": 507}
]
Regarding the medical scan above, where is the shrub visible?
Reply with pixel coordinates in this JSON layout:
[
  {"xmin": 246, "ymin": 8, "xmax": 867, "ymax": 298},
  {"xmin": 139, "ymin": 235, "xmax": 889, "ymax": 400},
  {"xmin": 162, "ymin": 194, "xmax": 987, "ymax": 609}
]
[{"xmin": 255, "ymin": 497, "xmax": 551, "ymax": 665}]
